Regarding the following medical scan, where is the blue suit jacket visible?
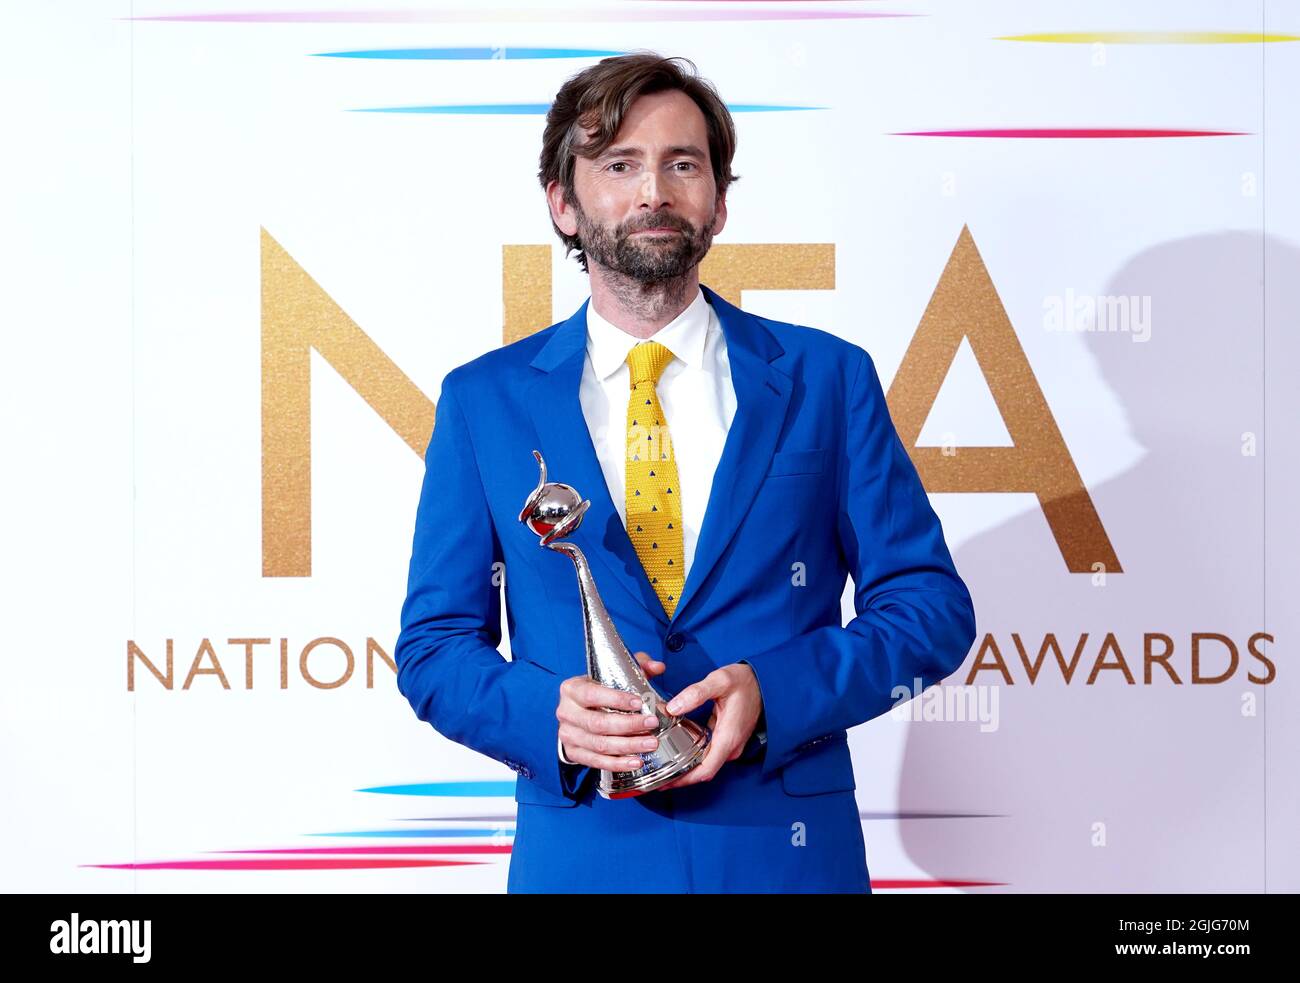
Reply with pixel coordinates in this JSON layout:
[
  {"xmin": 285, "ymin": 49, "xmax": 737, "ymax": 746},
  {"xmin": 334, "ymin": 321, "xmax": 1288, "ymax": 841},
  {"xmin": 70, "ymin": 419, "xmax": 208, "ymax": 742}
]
[{"xmin": 395, "ymin": 284, "xmax": 976, "ymax": 892}]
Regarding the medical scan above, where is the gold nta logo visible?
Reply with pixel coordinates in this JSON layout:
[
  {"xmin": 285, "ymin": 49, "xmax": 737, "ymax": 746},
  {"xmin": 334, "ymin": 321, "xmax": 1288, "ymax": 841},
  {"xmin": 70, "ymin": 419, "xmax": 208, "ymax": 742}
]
[{"xmin": 261, "ymin": 225, "xmax": 1119, "ymax": 578}]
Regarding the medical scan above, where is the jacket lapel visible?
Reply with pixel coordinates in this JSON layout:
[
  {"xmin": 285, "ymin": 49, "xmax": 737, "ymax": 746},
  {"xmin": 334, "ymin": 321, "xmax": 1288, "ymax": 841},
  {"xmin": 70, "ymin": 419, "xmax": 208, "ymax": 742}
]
[
  {"xmin": 670, "ymin": 284, "xmax": 791, "ymax": 624},
  {"xmin": 525, "ymin": 284, "xmax": 791, "ymax": 630},
  {"xmin": 526, "ymin": 297, "xmax": 672, "ymax": 627}
]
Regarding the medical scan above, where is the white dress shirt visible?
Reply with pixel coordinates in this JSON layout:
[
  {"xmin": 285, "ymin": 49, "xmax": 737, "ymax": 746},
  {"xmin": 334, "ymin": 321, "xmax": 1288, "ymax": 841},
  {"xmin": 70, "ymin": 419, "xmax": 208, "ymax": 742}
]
[
  {"xmin": 559, "ymin": 286, "xmax": 766, "ymax": 768},
  {"xmin": 579, "ymin": 285, "xmax": 736, "ymax": 578}
]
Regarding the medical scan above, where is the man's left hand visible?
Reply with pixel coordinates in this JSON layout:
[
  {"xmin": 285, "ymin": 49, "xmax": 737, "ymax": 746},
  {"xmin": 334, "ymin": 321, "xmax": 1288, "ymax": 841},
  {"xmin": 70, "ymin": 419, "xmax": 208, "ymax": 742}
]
[{"xmin": 653, "ymin": 662, "xmax": 764, "ymax": 791}]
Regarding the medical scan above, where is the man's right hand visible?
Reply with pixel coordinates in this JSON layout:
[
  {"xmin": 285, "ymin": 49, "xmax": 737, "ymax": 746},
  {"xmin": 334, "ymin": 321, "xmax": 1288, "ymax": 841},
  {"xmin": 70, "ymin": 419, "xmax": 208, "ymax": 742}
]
[{"xmin": 558, "ymin": 652, "xmax": 666, "ymax": 770}]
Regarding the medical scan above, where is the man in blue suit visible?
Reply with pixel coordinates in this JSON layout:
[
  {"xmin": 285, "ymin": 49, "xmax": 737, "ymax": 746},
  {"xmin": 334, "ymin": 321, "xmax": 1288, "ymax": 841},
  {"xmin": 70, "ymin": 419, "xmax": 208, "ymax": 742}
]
[{"xmin": 394, "ymin": 54, "xmax": 976, "ymax": 892}]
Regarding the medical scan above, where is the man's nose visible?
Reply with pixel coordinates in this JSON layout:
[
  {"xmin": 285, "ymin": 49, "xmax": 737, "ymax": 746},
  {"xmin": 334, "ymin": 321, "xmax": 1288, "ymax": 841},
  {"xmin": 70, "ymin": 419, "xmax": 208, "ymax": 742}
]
[{"xmin": 636, "ymin": 170, "xmax": 672, "ymax": 209}]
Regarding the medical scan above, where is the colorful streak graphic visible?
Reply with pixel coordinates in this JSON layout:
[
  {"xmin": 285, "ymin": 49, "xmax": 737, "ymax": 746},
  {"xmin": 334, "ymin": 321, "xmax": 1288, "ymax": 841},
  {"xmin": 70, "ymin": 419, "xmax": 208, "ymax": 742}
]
[
  {"xmin": 315, "ymin": 46, "xmax": 628, "ymax": 59},
  {"xmin": 891, "ymin": 128, "xmax": 1246, "ymax": 138},
  {"xmin": 122, "ymin": 8, "xmax": 919, "ymax": 24},
  {"xmin": 84, "ymin": 858, "xmax": 486, "ymax": 870},
  {"xmin": 998, "ymin": 31, "xmax": 1299, "ymax": 44},
  {"xmin": 351, "ymin": 102, "xmax": 824, "ymax": 114}
]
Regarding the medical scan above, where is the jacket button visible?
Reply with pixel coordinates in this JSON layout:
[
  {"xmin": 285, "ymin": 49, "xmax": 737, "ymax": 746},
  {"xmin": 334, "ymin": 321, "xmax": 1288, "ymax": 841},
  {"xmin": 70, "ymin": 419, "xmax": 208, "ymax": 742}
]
[{"xmin": 666, "ymin": 632, "xmax": 686, "ymax": 652}]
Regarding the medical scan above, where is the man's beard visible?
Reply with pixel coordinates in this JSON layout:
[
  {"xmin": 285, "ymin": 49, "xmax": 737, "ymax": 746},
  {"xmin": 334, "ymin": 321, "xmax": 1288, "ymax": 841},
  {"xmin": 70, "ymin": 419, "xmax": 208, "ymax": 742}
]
[{"xmin": 572, "ymin": 200, "xmax": 716, "ymax": 283}]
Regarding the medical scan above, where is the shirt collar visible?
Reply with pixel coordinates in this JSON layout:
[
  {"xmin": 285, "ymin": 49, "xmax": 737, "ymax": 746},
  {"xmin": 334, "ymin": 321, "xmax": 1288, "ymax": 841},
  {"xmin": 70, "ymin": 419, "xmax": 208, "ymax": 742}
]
[{"xmin": 586, "ymin": 285, "xmax": 712, "ymax": 382}]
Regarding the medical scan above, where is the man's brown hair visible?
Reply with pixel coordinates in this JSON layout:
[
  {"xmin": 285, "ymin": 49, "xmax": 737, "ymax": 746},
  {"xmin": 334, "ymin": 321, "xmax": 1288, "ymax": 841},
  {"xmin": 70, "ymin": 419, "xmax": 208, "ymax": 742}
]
[{"xmin": 538, "ymin": 52, "xmax": 741, "ymax": 272}]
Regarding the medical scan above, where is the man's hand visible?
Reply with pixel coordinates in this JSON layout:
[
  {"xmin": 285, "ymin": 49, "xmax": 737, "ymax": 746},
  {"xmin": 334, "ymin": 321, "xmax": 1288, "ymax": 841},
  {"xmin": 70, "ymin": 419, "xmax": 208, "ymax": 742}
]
[
  {"xmin": 653, "ymin": 662, "xmax": 764, "ymax": 791},
  {"xmin": 557, "ymin": 652, "xmax": 667, "ymax": 771}
]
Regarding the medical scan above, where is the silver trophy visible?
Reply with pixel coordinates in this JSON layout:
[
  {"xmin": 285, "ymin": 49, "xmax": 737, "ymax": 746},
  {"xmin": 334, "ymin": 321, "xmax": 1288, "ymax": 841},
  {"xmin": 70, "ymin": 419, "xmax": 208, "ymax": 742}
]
[{"xmin": 518, "ymin": 449, "xmax": 709, "ymax": 798}]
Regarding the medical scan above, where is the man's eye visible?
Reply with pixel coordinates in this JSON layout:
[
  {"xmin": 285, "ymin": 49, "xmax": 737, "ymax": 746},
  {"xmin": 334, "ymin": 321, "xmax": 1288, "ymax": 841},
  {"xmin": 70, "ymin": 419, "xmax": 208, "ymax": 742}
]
[
  {"xmin": 675, "ymin": 161, "xmax": 697, "ymax": 171},
  {"xmin": 608, "ymin": 161, "xmax": 629, "ymax": 173}
]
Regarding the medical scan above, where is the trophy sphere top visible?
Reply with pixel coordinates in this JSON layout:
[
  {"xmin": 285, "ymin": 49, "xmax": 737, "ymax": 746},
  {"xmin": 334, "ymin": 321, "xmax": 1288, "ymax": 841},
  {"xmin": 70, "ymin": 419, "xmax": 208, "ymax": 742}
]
[{"xmin": 519, "ymin": 449, "xmax": 590, "ymax": 546}]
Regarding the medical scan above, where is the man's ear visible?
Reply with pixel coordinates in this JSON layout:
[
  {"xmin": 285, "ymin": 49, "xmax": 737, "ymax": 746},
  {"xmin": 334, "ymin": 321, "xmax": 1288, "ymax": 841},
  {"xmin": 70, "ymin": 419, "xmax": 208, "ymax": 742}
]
[
  {"xmin": 547, "ymin": 179, "xmax": 578, "ymax": 237},
  {"xmin": 711, "ymin": 190, "xmax": 728, "ymax": 237}
]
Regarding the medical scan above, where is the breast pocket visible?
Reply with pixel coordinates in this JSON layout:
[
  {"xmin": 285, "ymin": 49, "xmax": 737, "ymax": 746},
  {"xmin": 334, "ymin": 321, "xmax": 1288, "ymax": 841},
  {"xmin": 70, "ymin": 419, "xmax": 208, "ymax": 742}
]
[{"xmin": 766, "ymin": 448, "xmax": 827, "ymax": 477}]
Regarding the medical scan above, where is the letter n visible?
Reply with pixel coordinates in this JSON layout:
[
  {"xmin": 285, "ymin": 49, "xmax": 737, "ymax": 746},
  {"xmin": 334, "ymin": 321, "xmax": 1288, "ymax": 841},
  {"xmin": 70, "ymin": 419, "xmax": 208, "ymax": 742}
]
[{"xmin": 261, "ymin": 228, "xmax": 435, "ymax": 576}]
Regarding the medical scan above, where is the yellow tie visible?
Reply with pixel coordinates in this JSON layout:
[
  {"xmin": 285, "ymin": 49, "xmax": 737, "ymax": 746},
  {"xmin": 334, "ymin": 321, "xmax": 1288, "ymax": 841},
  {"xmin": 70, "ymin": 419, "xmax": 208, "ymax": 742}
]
[{"xmin": 625, "ymin": 341, "xmax": 684, "ymax": 618}]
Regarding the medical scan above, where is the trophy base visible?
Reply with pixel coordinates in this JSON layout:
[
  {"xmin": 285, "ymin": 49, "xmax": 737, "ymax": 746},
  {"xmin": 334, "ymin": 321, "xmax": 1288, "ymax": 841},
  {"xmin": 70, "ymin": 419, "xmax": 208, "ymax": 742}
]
[{"xmin": 598, "ymin": 716, "xmax": 710, "ymax": 799}]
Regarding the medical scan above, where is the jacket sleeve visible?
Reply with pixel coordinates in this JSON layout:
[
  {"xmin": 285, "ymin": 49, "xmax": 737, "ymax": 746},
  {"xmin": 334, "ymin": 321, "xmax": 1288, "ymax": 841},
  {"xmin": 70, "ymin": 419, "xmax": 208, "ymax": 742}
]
[
  {"xmin": 741, "ymin": 347, "xmax": 977, "ymax": 779},
  {"xmin": 394, "ymin": 371, "xmax": 591, "ymax": 800}
]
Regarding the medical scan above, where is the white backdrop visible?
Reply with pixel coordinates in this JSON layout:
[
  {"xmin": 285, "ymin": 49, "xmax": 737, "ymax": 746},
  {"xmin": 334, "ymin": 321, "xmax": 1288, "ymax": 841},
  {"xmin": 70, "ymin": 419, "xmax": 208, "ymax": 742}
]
[{"xmin": 3, "ymin": 0, "xmax": 1297, "ymax": 892}]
